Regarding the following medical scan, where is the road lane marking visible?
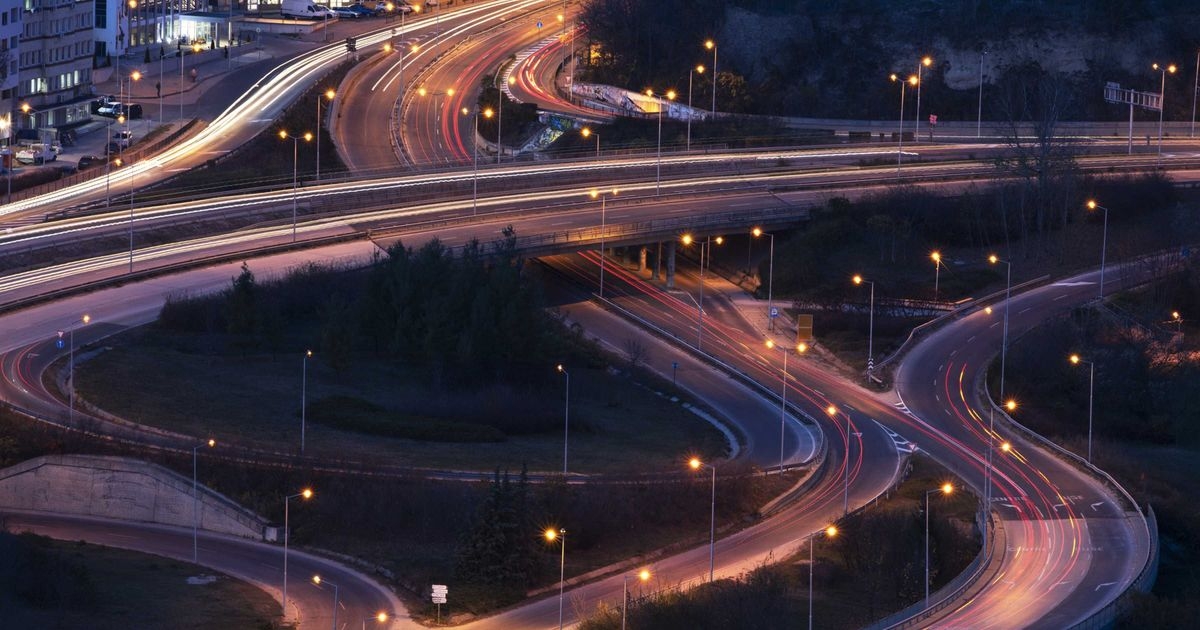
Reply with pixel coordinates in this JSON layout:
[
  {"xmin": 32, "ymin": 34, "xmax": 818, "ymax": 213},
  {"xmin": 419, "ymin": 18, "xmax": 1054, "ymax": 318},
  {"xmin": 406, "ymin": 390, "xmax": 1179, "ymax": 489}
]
[
  {"xmin": 1053, "ymin": 294, "xmax": 1068, "ymax": 301},
  {"xmin": 1094, "ymin": 581, "xmax": 1117, "ymax": 591}
]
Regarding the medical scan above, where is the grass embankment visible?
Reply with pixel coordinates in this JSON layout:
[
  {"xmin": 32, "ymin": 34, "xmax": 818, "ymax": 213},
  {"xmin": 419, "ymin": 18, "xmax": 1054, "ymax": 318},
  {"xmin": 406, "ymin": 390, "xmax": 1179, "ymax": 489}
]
[
  {"xmin": 0, "ymin": 532, "xmax": 278, "ymax": 630},
  {"xmin": 578, "ymin": 456, "xmax": 980, "ymax": 630}
]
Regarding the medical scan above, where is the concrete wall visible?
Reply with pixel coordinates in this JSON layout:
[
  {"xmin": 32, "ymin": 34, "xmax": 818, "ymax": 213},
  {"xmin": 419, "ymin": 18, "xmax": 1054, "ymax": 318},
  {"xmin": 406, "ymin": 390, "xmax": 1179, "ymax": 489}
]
[{"xmin": 0, "ymin": 455, "xmax": 268, "ymax": 540}]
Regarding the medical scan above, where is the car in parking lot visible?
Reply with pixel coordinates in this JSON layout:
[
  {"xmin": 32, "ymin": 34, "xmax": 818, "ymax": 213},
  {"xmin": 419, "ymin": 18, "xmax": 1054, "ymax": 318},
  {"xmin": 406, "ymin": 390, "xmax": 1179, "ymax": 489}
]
[
  {"xmin": 97, "ymin": 101, "xmax": 125, "ymax": 118},
  {"xmin": 332, "ymin": 6, "xmax": 361, "ymax": 17},
  {"xmin": 346, "ymin": 3, "xmax": 376, "ymax": 17},
  {"xmin": 77, "ymin": 155, "xmax": 103, "ymax": 170},
  {"xmin": 113, "ymin": 130, "xmax": 135, "ymax": 148},
  {"xmin": 16, "ymin": 143, "xmax": 58, "ymax": 165}
]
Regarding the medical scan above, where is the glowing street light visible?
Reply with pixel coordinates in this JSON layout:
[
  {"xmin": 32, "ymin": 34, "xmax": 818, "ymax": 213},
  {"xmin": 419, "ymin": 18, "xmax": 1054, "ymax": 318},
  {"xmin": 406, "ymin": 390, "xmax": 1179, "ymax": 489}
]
[
  {"xmin": 301, "ymin": 349, "xmax": 313, "ymax": 452},
  {"xmin": 931, "ymin": 251, "xmax": 943, "ymax": 301},
  {"xmin": 1153, "ymin": 62, "xmax": 1177, "ymax": 155},
  {"xmin": 808, "ymin": 525, "xmax": 839, "ymax": 630},
  {"xmin": 704, "ymin": 39, "xmax": 717, "ymax": 116},
  {"xmin": 590, "ymin": 188, "xmax": 618, "ymax": 297},
  {"xmin": 688, "ymin": 457, "xmax": 717, "ymax": 582},
  {"xmin": 462, "ymin": 106, "xmax": 494, "ymax": 215},
  {"xmin": 581, "ymin": 126, "xmax": 599, "ymax": 157},
  {"xmin": 546, "ymin": 528, "xmax": 567, "ymax": 630},
  {"xmin": 988, "ymin": 254, "xmax": 1013, "ymax": 402},
  {"xmin": 311, "ymin": 574, "xmax": 340, "ymax": 630},
  {"xmin": 688, "ymin": 64, "xmax": 705, "ymax": 150},
  {"xmin": 753, "ymin": 227, "xmax": 776, "ymax": 331},
  {"xmin": 363, "ymin": 611, "xmax": 389, "ymax": 630},
  {"xmin": 316, "ymin": 89, "xmax": 335, "ymax": 181},
  {"xmin": 1085, "ymin": 201, "xmax": 1110, "ymax": 299},
  {"xmin": 282, "ymin": 488, "xmax": 314, "ymax": 621},
  {"xmin": 647, "ymin": 88, "xmax": 677, "ymax": 194},
  {"xmin": 192, "ymin": 438, "xmax": 215, "ymax": 563},
  {"xmin": 915, "ymin": 56, "xmax": 933, "ymax": 142},
  {"xmin": 622, "ymin": 568, "xmax": 651, "ymax": 630},
  {"xmin": 890, "ymin": 73, "xmax": 917, "ymax": 174},
  {"xmin": 1069, "ymin": 354, "xmax": 1096, "ymax": 463},
  {"xmin": 682, "ymin": 233, "xmax": 721, "ymax": 349},
  {"xmin": 279, "ymin": 130, "xmax": 313, "ymax": 242},
  {"xmin": 557, "ymin": 364, "xmax": 569, "ymax": 475},
  {"xmin": 766, "ymin": 339, "xmax": 807, "ymax": 473},
  {"xmin": 925, "ymin": 483, "xmax": 954, "ymax": 607},
  {"xmin": 852, "ymin": 275, "xmax": 876, "ymax": 376},
  {"xmin": 68, "ymin": 314, "xmax": 91, "ymax": 422}
]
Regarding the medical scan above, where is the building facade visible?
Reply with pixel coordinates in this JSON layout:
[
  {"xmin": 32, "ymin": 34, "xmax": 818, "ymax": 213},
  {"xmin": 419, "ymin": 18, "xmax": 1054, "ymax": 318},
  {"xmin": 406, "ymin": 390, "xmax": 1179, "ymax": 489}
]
[
  {"xmin": 18, "ymin": 0, "xmax": 94, "ymax": 130},
  {"xmin": 1, "ymin": 0, "xmax": 21, "ymax": 144}
]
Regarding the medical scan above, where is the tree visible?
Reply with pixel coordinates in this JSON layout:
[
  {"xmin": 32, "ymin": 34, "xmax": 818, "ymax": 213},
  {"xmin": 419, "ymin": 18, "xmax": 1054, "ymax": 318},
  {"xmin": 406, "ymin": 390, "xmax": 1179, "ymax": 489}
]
[{"xmin": 226, "ymin": 262, "xmax": 258, "ymax": 338}]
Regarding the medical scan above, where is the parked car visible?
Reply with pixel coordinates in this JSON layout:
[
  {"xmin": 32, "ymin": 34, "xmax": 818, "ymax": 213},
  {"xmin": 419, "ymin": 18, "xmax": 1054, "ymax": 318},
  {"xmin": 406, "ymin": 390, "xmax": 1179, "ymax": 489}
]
[
  {"xmin": 77, "ymin": 155, "xmax": 103, "ymax": 170},
  {"xmin": 16, "ymin": 143, "xmax": 58, "ymax": 165},
  {"xmin": 332, "ymin": 6, "xmax": 361, "ymax": 18},
  {"xmin": 346, "ymin": 4, "xmax": 376, "ymax": 17},
  {"xmin": 114, "ymin": 130, "xmax": 135, "ymax": 148},
  {"xmin": 104, "ymin": 141, "xmax": 124, "ymax": 156},
  {"xmin": 97, "ymin": 102, "xmax": 125, "ymax": 117},
  {"xmin": 393, "ymin": 2, "xmax": 415, "ymax": 14}
]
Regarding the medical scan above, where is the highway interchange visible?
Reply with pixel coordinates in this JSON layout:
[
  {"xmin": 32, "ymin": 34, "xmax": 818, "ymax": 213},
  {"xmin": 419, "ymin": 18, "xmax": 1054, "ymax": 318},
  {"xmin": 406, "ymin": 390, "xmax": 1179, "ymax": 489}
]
[{"xmin": 0, "ymin": 0, "xmax": 1177, "ymax": 627}]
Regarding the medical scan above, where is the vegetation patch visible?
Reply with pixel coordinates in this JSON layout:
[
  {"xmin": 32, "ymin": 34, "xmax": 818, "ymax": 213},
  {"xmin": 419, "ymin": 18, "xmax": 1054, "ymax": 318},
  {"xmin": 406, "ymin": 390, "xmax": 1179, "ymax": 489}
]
[{"xmin": 306, "ymin": 395, "xmax": 506, "ymax": 443}]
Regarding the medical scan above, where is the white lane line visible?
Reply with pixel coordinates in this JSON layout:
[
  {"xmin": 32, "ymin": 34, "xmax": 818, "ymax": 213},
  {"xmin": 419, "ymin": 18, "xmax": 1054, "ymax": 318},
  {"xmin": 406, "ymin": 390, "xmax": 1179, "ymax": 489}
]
[{"xmin": 1053, "ymin": 294, "xmax": 1068, "ymax": 301}]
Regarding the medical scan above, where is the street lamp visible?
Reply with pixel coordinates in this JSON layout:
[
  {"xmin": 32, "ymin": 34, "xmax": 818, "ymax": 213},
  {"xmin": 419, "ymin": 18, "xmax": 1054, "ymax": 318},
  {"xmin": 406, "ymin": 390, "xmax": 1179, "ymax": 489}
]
[
  {"xmin": 621, "ymin": 569, "xmax": 650, "ymax": 630},
  {"xmin": 316, "ymin": 89, "xmax": 335, "ymax": 181},
  {"xmin": 1153, "ymin": 62, "xmax": 1177, "ymax": 155},
  {"xmin": 301, "ymin": 349, "xmax": 312, "ymax": 453},
  {"xmin": 808, "ymin": 525, "xmax": 838, "ymax": 630},
  {"xmin": 1069, "ymin": 354, "xmax": 1096, "ymax": 463},
  {"xmin": 1171, "ymin": 310, "xmax": 1184, "ymax": 334},
  {"xmin": 279, "ymin": 130, "xmax": 313, "ymax": 242},
  {"xmin": 977, "ymin": 50, "xmax": 988, "ymax": 138},
  {"xmin": 982, "ymin": 438, "xmax": 1012, "ymax": 548},
  {"xmin": 311, "ymin": 574, "xmax": 339, "ymax": 630},
  {"xmin": 192, "ymin": 438, "xmax": 215, "ymax": 563},
  {"xmin": 581, "ymin": 126, "xmax": 599, "ymax": 158},
  {"xmin": 988, "ymin": 254, "xmax": 1012, "ymax": 401},
  {"xmin": 282, "ymin": 488, "xmax": 314, "ymax": 620},
  {"xmin": 924, "ymin": 482, "xmax": 953, "ymax": 607},
  {"xmin": 180, "ymin": 41, "xmax": 202, "ymax": 122},
  {"xmin": 824, "ymin": 404, "xmax": 853, "ymax": 514},
  {"xmin": 364, "ymin": 612, "xmax": 389, "ymax": 630},
  {"xmin": 766, "ymin": 339, "xmax": 807, "ymax": 473},
  {"xmin": 590, "ymin": 188, "xmax": 617, "ymax": 298},
  {"xmin": 704, "ymin": 39, "xmax": 717, "ymax": 117},
  {"xmin": 688, "ymin": 457, "xmax": 716, "ymax": 582},
  {"xmin": 852, "ymin": 275, "xmax": 876, "ymax": 376},
  {"xmin": 545, "ymin": 528, "xmax": 567, "ymax": 630},
  {"xmin": 417, "ymin": 86, "xmax": 455, "ymax": 147},
  {"xmin": 682, "ymin": 234, "xmax": 722, "ymax": 350},
  {"xmin": 915, "ymin": 56, "xmax": 933, "ymax": 142},
  {"xmin": 646, "ymin": 88, "xmax": 676, "ymax": 195},
  {"xmin": 362, "ymin": 609, "xmax": 386, "ymax": 628},
  {"xmin": 556, "ymin": 364, "xmax": 569, "ymax": 476},
  {"xmin": 931, "ymin": 251, "xmax": 942, "ymax": 301},
  {"xmin": 1085, "ymin": 201, "xmax": 1110, "ymax": 299},
  {"xmin": 68, "ymin": 314, "xmax": 91, "ymax": 422},
  {"xmin": 688, "ymin": 64, "xmax": 705, "ymax": 150},
  {"xmin": 462, "ymin": 106, "xmax": 494, "ymax": 215},
  {"xmin": 752, "ymin": 227, "xmax": 776, "ymax": 331},
  {"xmin": 890, "ymin": 73, "xmax": 917, "ymax": 174}
]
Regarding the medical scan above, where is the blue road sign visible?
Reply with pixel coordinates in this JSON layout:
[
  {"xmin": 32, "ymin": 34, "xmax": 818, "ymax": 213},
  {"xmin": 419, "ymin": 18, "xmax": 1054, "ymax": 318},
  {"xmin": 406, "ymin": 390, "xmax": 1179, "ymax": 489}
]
[
  {"xmin": 56, "ymin": 339, "xmax": 65, "ymax": 349},
  {"xmin": 770, "ymin": 307, "xmax": 779, "ymax": 318}
]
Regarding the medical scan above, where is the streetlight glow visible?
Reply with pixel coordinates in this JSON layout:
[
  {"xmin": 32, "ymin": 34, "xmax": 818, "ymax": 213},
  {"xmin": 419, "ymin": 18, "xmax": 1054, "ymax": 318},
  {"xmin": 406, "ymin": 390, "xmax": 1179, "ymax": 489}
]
[
  {"xmin": 688, "ymin": 457, "xmax": 701, "ymax": 470},
  {"xmin": 638, "ymin": 569, "xmax": 650, "ymax": 581},
  {"xmin": 681, "ymin": 234, "xmax": 694, "ymax": 246},
  {"xmin": 941, "ymin": 482, "xmax": 953, "ymax": 495},
  {"xmin": 301, "ymin": 488, "xmax": 313, "ymax": 499},
  {"xmin": 752, "ymin": 227, "xmax": 762, "ymax": 237},
  {"xmin": 1070, "ymin": 354, "xmax": 1081, "ymax": 364},
  {"xmin": 825, "ymin": 405, "xmax": 837, "ymax": 416},
  {"xmin": 1005, "ymin": 400, "xmax": 1017, "ymax": 411},
  {"xmin": 544, "ymin": 528, "xmax": 558, "ymax": 541},
  {"xmin": 825, "ymin": 525, "xmax": 838, "ymax": 537}
]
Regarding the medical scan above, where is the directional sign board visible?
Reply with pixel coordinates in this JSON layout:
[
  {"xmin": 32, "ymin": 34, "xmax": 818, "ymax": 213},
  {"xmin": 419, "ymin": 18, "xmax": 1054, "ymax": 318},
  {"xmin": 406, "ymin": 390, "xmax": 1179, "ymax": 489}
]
[
  {"xmin": 1103, "ymin": 81, "xmax": 1161, "ymax": 111},
  {"xmin": 432, "ymin": 584, "xmax": 448, "ymax": 604},
  {"xmin": 795, "ymin": 314, "xmax": 814, "ymax": 341},
  {"xmin": 769, "ymin": 307, "xmax": 779, "ymax": 318}
]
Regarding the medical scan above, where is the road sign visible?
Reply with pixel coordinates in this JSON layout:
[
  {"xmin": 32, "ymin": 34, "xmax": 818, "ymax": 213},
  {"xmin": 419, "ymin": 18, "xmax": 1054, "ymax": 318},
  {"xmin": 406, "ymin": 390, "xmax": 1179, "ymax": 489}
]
[
  {"xmin": 795, "ymin": 314, "xmax": 814, "ymax": 341},
  {"xmin": 345, "ymin": 36, "xmax": 357, "ymax": 52},
  {"xmin": 1104, "ymin": 81, "xmax": 1161, "ymax": 110},
  {"xmin": 928, "ymin": 114, "xmax": 938, "ymax": 125},
  {"xmin": 536, "ymin": 20, "xmax": 542, "ymax": 29},
  {"xmin": 432, "ymin": 584, "xmax": 448, "ymax": 604},
  {"xmin": 56, "ymin": 339, "xmax": 65, "ymax": 349},
  {"xmin": 769, "ymin": 307, "xmax": 779, "ymax": 318}
]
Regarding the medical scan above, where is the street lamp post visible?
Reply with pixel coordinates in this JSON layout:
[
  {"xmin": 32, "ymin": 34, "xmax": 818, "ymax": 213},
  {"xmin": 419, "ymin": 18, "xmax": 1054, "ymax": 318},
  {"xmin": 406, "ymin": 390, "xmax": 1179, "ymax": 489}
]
[
  {"xmin": 646, "ymin": 89, "xmax": 676, "ymax": 195},
  {"xmin": 808, "ymin": 525, "xmax": 838, "ymax": 630},
  {"xmin": 311, "ymin": 575, "xmax": 339, "ymax": 630},
  {"xmin": 545, "ymin": 528, "xmax": 567, "ymax": 630},
  {"xmin": 852, "ymin": 275, "xmax": 876, "ymax": 376},
  {"xmin": 590, "ymin": 188, "xmax": 617, "ymax": 297},
  {"xmin": 192, "ymin": 438, "xmax": 215, "ymax": 563},
  {"xmin": 688, "ymin": 65, "xmax": 704, "ymax": 150},
  {"xmin": 282, "ymin": 488, "xmax": 313, "ymax": 621},
  {"xmin": 279, "ymin": 131, "xmax": 313, "ymax": 242},
  {"xmin": 1070, "ymin": 354, "xmax": 1096, "ymax": 463},
  {"xmin": 704, "ymin": 39, "xmax": 717, "ymax": 117},
  {"xmin": 890, "ymin": 74, "xmax": 916, "ymax": 174},
  {"xmin": 824, "ymin": 404, "xmax": 852, "ymax": 514},
  {"xmin": 581, "ymin": 126, "xmax": 599, "ymax": 157},
  {"xmin": 363, "ymin": 612, "xmax": 389, "ymax": 630},
  {"xmin": 301, "ymin": 349, "xmax": 312, "ymax": 453},
  {"xmin": 925, "ymin": 483, "xmax": 953, "ymax": 607},
  {"xmin": 982, "ymin": 437, "xmax": 1012, "ymax": 548},
  {"xmin": 556, "ymin": 364, "xmax": 569, "ymax": 476},
  {"xmin": 915, "ymin": 56, "xmax": 932, "ymax": 142},
  {"xmin": 688, "ymin": 457, "xmax": 717, "ymax": 581},
  {"xmin": 1153, "ymin": 62, "xmax": 1177, "ymax": 155},
  {"xmin": 1085, "ymin": 201, "xmax": 1110, "ymax": 299},
  {"xmin": 683, "ymin": 234, "xmax": 722, "ymax": 350},
  {"xmin": 766, "ymin": 340, "xmax": 806, "ymax": 473},
  {"xmin": 988, "ymin": 255, "xmax": 1012, "ymax": 400},
  {"xmin": 977, "ymin": 51, "xmax": 988, "ymax": 138},
  {"xmin": 316, "ymin": 89, "xmax": 335, "ymax": 181},
  {"xmin": 68, "ymin": 314, "xmax": 91, "ymax": 422},
  {"xmin": 462, "ymin": 107, "xmax": 494, "ymax": 215},
  {"xmin": 752, "ymin": 228, "xmax": 775, "ymax": 332},
  {"xmin": 931, "ymin": 251, "xmax": 942, "ymax": 301},
  {"xmin": 621, "ymin": 569, "xmax": 650, "ymax": 630}
]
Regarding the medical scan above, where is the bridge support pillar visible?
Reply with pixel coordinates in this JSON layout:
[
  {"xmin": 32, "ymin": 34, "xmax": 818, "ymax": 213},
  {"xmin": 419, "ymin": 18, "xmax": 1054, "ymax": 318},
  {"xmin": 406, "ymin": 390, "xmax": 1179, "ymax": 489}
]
[
  {"xmin": 638, "ymin": 246, "xmax": 648, "ymax": 273},
  {"xmin": 655, "ymin": 242, "xmax": 663, "ymax": 280},
  {"xmin": 666, "ymin": 240, "xmax": 676, "ymax": 289}
]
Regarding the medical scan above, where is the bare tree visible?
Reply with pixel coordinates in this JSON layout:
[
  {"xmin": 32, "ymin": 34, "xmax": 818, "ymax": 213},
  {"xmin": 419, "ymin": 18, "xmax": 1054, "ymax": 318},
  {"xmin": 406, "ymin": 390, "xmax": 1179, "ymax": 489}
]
[{"xmin": 624, "ymin": 338, "xmax": 649, "ymax": 369}]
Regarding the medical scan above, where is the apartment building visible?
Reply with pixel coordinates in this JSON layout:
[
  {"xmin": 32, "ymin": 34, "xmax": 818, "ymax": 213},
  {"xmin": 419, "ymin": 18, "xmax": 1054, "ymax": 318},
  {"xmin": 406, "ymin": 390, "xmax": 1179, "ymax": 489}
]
[
  {"xmin": 19, "ymin": 0, "xmax": 95, "ymax": 130},
  {"xmin": 1, "ymin": 0, "xmax": 20, "ymax": 143}
]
